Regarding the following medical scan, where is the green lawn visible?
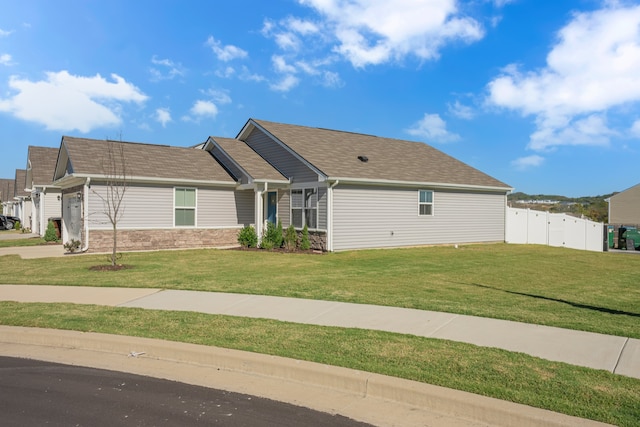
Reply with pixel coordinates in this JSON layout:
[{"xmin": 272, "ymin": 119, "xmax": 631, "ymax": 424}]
[
  {"xmin": 1, "ymin": 243, "xmax": 639, "ymax": 425},
  {"xmin": 0, "ymin": 244, "xmax": 638, "ymax": 338},
  {"xmin": 0, "ymin": 236, "xmax": 52, "ymax": 247}
]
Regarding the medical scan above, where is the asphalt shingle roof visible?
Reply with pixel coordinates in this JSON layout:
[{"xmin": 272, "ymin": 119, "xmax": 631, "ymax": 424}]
[
  {"xmin": 209, "ymin": 136, "xmax": 287, "ymax": 182},
  {"xmin": 28, "ymin": 146, "xmax": 59, "ymax": 186},
  {"xmin": 0, "ymin": 179, "xmax": 14, "ymax": 202},
  {"xmin": 62, "ymin": 137, "xmax": 235, "ymax": 183},
  {"xmin": 14, "ymin": 169, "xmax": 29, "ymax": 197},
  {"xmin": 252, "ymin": 119, "xmax": 511, "ymax": 190}
]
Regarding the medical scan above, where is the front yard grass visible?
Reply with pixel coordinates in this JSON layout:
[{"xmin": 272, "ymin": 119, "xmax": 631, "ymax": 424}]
[
  {"xmin": 0, "ymin": 236, "xmax": 51, "ymax": 248},
  {"xmin": 0, "ymin": 244, "xmax": 638, "ymax": 338},
  {"xmin": 1, "ymin": 302, "xmax": 638, "ymax": 427}
]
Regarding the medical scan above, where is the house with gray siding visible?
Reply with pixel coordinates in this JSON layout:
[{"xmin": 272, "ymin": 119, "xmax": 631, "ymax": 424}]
[
  {"xmin": 608, "ymin": 183, "xmax": 640, "ymax": 225},
  {"xmin": 25, "ymin": 146, "xmax": 62, "ymax": 236},
  {"xmin": 48, "ymin": 119, "xmax": 511, "ymax": 253},
  {"xmin": 0, "ymin": 178, "xmax": 15, "ymax": 214},
  {"xmin": 52, "ymin": 136, "xmax": 250, "ymax": 253},
  {"xmin": 220, "ymin": 119, "xmax": 512, "ymax": 251}
]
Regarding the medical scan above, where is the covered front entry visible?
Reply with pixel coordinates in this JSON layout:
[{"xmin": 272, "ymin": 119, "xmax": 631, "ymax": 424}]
[{"xmin": 266, "ymin": 191, "xmax": 277, "ymax": 224}]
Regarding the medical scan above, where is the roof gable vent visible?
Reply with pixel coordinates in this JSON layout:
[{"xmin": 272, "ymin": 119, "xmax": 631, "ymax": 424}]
[{"xmin": 357, "ymin": 155, "xmax": 368, "ymax": 163}]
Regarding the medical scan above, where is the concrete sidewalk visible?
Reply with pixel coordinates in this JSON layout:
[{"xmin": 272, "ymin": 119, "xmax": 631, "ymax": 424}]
[{"xmin": 0, "ymin": 285, "xmax": 637, "ymax": 379}]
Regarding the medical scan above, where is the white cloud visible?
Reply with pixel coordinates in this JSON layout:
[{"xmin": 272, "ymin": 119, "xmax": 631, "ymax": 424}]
[
  {"xmin": 448, "ymin": 100, "xmax": 475, "ymax": 119},
  {"xmin": 406, "ymin": 113, "xmax": 460, "ymax": 143},
  {"xmin": 204, "ymin": 88, "xmax": 232, "ymax": 105},
  {"xmin": 487, "ymin": 4, "xmax": 640, "ymax": 150},
  {"xmin": 298, "ymin": 0, "xmax": 484, "ymax": 67},
  {"xmin": 511, "ymin": 154, "xmax": 544, "ymax": 170},
  {"xmin": 150, "ymin": 56, "xmax": 185, "ymax": 81},
  {"xmin": 272, "ymin": 55, "xmax": 297, "ymax": 74},
  {"xmin": 206, "ymin": 36, "xmax": 248, "ymax": 61},
  {"xmin": 155, "ymin": 108, "xmax": 172, "ymax": 127},
  {"xmin": 270, "ymin": 75, "xmax": 300, "ymax": 92},
  {"xmin": 0, "ymin": 70, "xmax": 147, "ymax": 132},
  {"xmin": 0, "ymin": 53, "xmax": 12, "ymax": 66},
  {"xmin": 632, "ymin": 119, "xmax": 640, "ymax": 137},
  {"xmin": 239, "ymin": 66, "xmax": 266, "ymax": 83},
  {"xmin": 0, "ymin": 28, "xmax": 12, "ymax": 37},
  {"xmin": 189, "ymin": 100, "xmax": 218, "ymax": 119}
]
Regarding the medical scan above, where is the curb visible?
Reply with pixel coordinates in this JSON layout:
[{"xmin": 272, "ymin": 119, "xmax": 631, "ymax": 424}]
[{"xmin": 0, "ymin": 326, "xmax": 611, "ymax": 427}]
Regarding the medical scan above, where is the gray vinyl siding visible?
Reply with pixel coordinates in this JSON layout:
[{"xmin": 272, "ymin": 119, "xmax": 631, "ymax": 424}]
[
  {"xmin": 43, "ymin": 190, "xmax": 62, "ymax": 219},
  {"xmin": 245, "ymin": 127, "xmax": 319, "ymax": 183},
  {"xmin": 332, "ymin": 185, "xmax": 506, "ymax": 251},
  {"xmin": 198, "ymin": 188, "xmax": 244, "ymax": 227},
  {"xmin": 278, "ymin": 190, "xmax": 290, "ymax": 226},
  {"xmin": 89, "ymin": 184, "xmax": 245, "ymax": 230},
  {"xmin": 89, "ymin": 184, "xmax": 173, "ymax": 230},
  {"xmin": 234, "ymin": 190, "xmax": 255, "ymax": 226},
  {"xmin": 318, "ymin": 186, "xmax": 328, "ymax": 230}
]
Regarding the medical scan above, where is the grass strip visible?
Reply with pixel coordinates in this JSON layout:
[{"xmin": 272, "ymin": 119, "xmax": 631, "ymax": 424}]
[
  {"xmin": 0, "ymin": 302, "xmax": 638, "ymax": 426},
  {"xmin": 0, "ymin": 237, "xmax": 52, "ymax": 248}
]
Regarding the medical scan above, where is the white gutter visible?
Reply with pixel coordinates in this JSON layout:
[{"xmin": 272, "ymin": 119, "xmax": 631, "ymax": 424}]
[
  {"xmin": 81, "ymin": 177, "xmax": 91, "ymax": 253},
  {"xmin": 327, "ymin": 180, "xmax": 340, "ymax": 252},
  {"xmin": 326, "ymin": 176, "xmax": 513, "ymax": 193}
]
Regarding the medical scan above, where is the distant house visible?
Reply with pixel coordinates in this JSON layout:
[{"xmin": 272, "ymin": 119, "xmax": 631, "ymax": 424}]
[
  {"xmin": 608, "ymin": 183, "xmax": 640, "ymax": 225},
  {"xmin": 12, "ymin": 169, "xmax": 30, "ymax": 227},
  {"xmin": 50, "ymin": 120, "xmax": 512, "ymax": 253},
  {"xmin": 52, "ymin": 136, "xmax": 251, "ymax": 252},
  {"xmin": 25, "ymin": 146, "xmax": 62, "ymax": 236},
  {"xmin": 0, "ymin": 178, "xmax": 14, "ymax": 213},
  {"xmin": 209, "ymin": 119, "xmax": 513, "ymax": 251}
]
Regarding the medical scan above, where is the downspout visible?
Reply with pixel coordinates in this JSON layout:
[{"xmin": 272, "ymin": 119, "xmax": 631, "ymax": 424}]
[
  {"xmin": 327, "ymin": 180, "xmax": 339, "ymax": 252},
  {"xmin": 81, "ymin": 177, "xmax": 91, "ymax": 252}
]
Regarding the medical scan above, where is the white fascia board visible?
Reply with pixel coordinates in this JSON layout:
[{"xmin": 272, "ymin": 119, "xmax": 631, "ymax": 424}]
[
  {"xmin": 57, "ymin": 173, "xmax": 237, "ymax": 188},
  {"xmin": 240, "ymin": 119, "xmax": 327, "ymax": 180},
  {"xmin": 327, "ymin": 177, "xmax": 513, "ymax": 193}
]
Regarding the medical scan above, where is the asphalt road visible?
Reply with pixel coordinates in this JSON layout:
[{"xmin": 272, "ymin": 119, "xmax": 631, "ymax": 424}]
[{"xmin": 0, "ymin": 356, "xmax": 373, "ymax": 427}]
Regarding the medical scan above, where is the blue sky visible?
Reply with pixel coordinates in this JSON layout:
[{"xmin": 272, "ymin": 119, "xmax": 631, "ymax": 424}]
[{"xmin": 1, "ymin": 0, "xmax": 639, "ymax": 197}]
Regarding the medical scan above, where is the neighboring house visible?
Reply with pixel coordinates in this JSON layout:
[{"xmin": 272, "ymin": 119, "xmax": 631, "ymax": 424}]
[
  {"xmin": 608, "ymin": 183, "xmax": 640, "ymax": 225},
  {"xmin": 0, "ymin": 178, "xmax": 14, "ymax": 213},
  {"xmin": 25, "ymin": 146, "xmax": 62, "ymax": 236},
  {"xmin": 52, "ymin": 136, "xmax": 252, "ymax": 253},
  {"xmin": 206, "ymin": 119, "xmax": 513, "ymax": 251},
  {"xmin": 13, "ymin": 169, "xmax": 31, "ymax": 227}
]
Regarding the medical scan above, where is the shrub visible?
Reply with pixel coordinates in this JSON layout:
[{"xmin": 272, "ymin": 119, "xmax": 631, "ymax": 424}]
[
  {"xmin": 14, "ymin": 221, "xmax": 21, "ymax": 231},
  {"xmin": 44, "ymin": 220, "xmax": 58, "ymax": 242},
  {"xmin": 63, "ymin": 239, "xmax": 81, "ymax": 253},
  {"xmin": 237, "ymin": 225, "xmax": 258, "ymax": 248},
  {"xmin": 300, "ymin": 224, "xmax": 311, "ymax": 250},
  {"xmin": 284, "ymin": 224, "xmax": 298, "ymax": 251},
  {"xmin": 261, "ymin": 221, "xmax": 283, "ymax": 250}
]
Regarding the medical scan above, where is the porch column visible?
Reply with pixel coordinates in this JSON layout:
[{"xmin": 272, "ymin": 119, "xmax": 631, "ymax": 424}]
[{"xmin": 255, "ymin": 189, "xmax": 263, "ymax": 243}]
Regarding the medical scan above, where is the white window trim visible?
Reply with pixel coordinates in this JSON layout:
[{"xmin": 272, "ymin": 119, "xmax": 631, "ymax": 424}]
[
  {"xmin": 290, "ymin": 186, "xmax": 319, "ymax": 230},
  {"xmin": 418, "ymin": 189, "xmax": 434, "ymax": 217},
  {"xmin": 174, "ymin": 187, "xmax": 197, "ymax": 227}
]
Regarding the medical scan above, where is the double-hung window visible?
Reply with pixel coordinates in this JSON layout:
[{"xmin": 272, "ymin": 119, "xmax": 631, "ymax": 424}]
[
  {"xmin": 175, "ymin": 188, "xmax": 196, "ymax": 226},
  {"xmin": 291, "ymin": 188, "xmax": 317, "ymax": 228},
  {"xmin": 418, "ymin": 190, "xmax": 433, "ymax": 216}
]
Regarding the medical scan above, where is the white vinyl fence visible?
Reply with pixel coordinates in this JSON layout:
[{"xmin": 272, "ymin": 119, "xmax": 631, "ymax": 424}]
[{"xmin": 506, "ymin": 208, "xmax": 604, "ymax": 252}]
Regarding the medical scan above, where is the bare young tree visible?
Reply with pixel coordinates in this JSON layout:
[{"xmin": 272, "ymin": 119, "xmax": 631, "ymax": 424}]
[{"xmin": 93, "ymin": 139, "xmax": 128, "ymax": 267}]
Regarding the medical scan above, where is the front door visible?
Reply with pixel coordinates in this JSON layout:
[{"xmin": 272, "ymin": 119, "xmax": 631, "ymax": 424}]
[{"xmin": 266, "ymin": 191, "xmax": 277, "ymax": 224}]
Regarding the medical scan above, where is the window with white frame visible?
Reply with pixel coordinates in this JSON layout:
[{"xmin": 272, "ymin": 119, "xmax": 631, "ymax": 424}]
[
  {"xmin": 291, "ymin": 188, "xmax": 317, "ymax": 228},
  {"xmin": 175, "ymin": 188, "xmax": 196, "ymax": 226},
  {"xmin": 419, "ymin": 190, "xmax": 433, "ymax": 216}
]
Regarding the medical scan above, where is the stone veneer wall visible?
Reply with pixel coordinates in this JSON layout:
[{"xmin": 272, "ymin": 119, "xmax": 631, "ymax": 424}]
[
  {"xmin": 87, "ymin": 228, "xmax": 240, "ymax": 253},
  {"xmin": 305, "ymin": 230, "xmax": 327, "ymax": 251}
]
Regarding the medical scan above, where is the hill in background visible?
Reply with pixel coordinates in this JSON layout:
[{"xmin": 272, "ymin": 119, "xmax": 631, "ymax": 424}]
[{"xmin": 507, "ymin": 192, "xmax": 615, "ymax": 223}]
